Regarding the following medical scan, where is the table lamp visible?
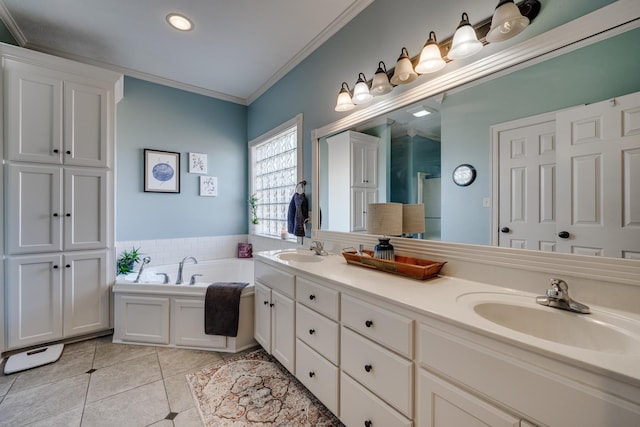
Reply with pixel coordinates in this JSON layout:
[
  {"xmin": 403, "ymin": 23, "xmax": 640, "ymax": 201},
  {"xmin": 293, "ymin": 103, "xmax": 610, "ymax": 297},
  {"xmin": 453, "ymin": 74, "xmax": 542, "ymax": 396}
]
[
  {"xmin": 402, "ymin": 204, "xmax": 425, "ymax": 238},
  {"xmin": 366, "ymin": 203, "xmax": 403, "ymax": 260}
]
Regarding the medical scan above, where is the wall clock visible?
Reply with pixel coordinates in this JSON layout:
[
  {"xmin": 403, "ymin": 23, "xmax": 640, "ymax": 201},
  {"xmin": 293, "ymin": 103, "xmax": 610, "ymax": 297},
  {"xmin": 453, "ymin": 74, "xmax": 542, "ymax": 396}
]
[{"xmin": 452, "ymin": 164, "xmax": 476, "ymax": 187}]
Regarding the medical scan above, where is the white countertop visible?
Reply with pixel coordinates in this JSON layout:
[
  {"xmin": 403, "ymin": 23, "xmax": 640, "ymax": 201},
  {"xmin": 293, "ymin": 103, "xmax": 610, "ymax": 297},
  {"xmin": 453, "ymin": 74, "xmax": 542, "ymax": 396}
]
[{"xmin": 256, "ymin": 249, "xmax": 640, "ymax": 387}]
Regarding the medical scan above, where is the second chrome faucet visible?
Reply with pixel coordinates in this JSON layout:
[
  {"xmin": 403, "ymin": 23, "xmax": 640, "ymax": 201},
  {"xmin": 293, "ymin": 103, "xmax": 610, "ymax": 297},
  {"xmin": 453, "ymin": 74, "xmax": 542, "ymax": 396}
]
[{"xmin": 176, "ymin": 256, "xmax": 198, "ymax": 284}]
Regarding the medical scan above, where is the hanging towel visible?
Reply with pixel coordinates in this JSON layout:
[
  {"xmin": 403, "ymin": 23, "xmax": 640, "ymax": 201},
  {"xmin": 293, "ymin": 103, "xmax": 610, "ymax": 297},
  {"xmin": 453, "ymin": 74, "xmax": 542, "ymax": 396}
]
[
  {"xmin": 204, "ymin": 282, "xmax": 249, "ymax": 337},
  {"xmin": 287, "ymin": 192, "xmax": 308, "ymax": 237}
]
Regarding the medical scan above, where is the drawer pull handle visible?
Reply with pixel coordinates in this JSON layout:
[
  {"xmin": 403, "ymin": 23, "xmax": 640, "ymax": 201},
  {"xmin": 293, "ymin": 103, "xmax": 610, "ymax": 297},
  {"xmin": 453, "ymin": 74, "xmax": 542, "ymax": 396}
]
[
  {"xmin": 364, "ymin": 420, "xmax": 372, "ymax": 427},
  {"xmin": 309, "ymin": 329, "xmax": 315, "ymax": 335},
  {"xmin": 364, "ymin": 364, "xmax": 372, "ymax": 373},
  {"xmin": 263, "ymin": 300, "xmax": 269, "ymax": 305},
  {"xmin": 365, "ymin": 320, "xmax": 373, "ymax": 328},
  {"xmin": 309, "ymin": 294, "xmax": 316, "ymax": 300},
  {"xmin": 308, "ymin": 371, "xmax": 315, "ymax": 378}
]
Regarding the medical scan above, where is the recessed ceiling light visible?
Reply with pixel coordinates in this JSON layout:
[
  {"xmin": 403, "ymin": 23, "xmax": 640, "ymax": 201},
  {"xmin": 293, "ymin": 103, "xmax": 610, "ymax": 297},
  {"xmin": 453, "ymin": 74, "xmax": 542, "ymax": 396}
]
[
  {"xmin": 407, "ymin": 105, "xmax": 438, "ymax": 118},
  {"xmin": 166, "ymin": 13, "xmax": 193, "ymax": 31}
]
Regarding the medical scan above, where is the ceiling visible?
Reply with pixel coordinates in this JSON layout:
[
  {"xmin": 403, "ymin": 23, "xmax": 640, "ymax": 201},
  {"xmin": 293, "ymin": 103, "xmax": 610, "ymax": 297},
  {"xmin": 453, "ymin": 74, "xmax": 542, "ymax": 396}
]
[{"xmin": 0, "ymin": 0, "xmax": 372, "ymax": 105}]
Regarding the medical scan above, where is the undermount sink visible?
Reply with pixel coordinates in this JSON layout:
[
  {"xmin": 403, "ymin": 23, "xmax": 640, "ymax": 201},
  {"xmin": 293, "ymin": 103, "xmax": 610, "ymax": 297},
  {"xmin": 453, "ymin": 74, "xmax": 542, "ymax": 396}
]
[
  {"xmin": 458, "ymin": 292, "xmax": 640, "ymax": 354},
  {"xmin": 275, "ymin": 250, "xmax": 324, "ymax": 263}
]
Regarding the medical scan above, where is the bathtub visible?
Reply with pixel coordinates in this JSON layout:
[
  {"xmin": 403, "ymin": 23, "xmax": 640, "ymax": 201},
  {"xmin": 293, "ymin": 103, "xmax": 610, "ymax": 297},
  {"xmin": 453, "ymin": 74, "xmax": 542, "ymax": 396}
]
[{"xmin": 112, "ymin": 258, "xmax": 256, "ymax": 353}]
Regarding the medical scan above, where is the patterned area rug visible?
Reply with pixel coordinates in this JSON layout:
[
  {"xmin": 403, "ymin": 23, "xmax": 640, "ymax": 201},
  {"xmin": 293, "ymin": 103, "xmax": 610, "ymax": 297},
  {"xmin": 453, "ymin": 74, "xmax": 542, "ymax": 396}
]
[{"xmin": 186, "ymin": 349, "xmax": 344, "ymax": 426}]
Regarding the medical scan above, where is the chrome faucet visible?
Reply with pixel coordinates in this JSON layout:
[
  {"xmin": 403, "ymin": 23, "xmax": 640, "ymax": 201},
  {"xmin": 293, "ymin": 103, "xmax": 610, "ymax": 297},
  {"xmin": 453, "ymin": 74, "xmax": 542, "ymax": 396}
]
[
  {"xmin": 309, "ymin": 241, "xmax": 328, "ymax": 256},
  {"xmin": 176, "ymin": 256, "xmax": 198, "ymax": 284},
  {"xmin": 536, "ymin": 278, "xmax": 590, "ymax": 314},
  {"xmin": 133, "ymin": 256, "xmax": 151, "ymax": 283}
]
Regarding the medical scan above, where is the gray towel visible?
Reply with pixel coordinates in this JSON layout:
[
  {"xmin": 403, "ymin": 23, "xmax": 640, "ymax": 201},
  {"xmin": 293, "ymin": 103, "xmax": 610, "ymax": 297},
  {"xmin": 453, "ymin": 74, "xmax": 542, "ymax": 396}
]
[{"xmin": 204, "ymin": 282, "xmax": 249, "ymax": 337}]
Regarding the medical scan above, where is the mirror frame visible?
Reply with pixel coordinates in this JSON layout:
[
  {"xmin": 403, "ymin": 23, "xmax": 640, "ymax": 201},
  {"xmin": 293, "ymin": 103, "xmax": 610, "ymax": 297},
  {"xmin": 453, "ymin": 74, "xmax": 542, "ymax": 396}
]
[{"xmin": 311, "ymin": 0, "xmax": 640, "ymax": 286}]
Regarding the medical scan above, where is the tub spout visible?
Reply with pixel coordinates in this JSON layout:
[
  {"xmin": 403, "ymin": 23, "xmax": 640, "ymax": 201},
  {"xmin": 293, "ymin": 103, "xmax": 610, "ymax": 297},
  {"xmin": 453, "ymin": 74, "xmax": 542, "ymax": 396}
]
[{"xmin": 176, "ymin": 256, "xmax": 198, "ymax": 284}]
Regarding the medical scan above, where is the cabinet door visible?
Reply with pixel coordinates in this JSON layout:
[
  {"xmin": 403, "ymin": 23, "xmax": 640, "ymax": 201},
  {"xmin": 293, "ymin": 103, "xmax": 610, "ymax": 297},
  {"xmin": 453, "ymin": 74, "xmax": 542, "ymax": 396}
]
[
  {"xmin": 172, "ymin": 298, "xmax": 227, "ymax": 349},
  {"xmin": 64, "ymin": 168, "xmax": 108, "ymax": 250},
  {"xmin": 114, "ymin": 295, "xmax": 170, "ymax": 344},
  {"xmin": 271, "ymin": 289, "xmax": 295, "ymax": 373},
  {"xmin": 64, "ymin": 82, "xmax": 109, "ymax": 167},
  {"xmin": 351, "ymin": 141, "xmax": 378, "ymax": 188},
  {"xmin": 417, "ymin": 369, "xmax": 520, "ymax": 427},
  {"xmin": 7, "ymin": 164, "xmax": 63, "ymax": 254},
  {"xmin": 63, "ymin": 250, "xmax": 109, "ymax": 337},
  {"xmin": 5, "ymin": 60, "xmax": 64, "ymax": 164},
  {"xmin": 351, "ymin": 188, "xmax": 377, "ymax": 232},
  {"xmin": 6, "ymin": 254, "xmax": 64, "ymax": 349},
  {"xmin": 254, "ymin": 281, "xmax": 272, "ymax": 351}
]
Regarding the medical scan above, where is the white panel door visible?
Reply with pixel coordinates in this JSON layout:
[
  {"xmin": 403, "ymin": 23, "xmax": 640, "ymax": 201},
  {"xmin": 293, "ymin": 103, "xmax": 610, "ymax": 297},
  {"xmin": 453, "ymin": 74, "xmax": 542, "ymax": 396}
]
[
  {"xmin": 352, "ymin": 188, "xmax": 377, "ymax": 232},
  {"xmin": 254, "ymin": 281, "xmax": 272, "ymax": 352},
  {"xmin": 7, "ymin": 164, "xmax": 63, "ymax": 254},
  {"xmin": 271, "ymin": 289, "xmax": 295, "ymax": 373},
  {"xmin": 64, "ymin": 168, "xmax": 108, "ymax": 250},
  {"xmin": 63, "ymin": 250, "xmax": 109, "ymax": 337},
  {"xmin": 556, "ymin": 91, "xmax": 640, "ymax": 258},
  {"xmin": 6, "ymin": 254, "xmax": 63, "ymax": 349},
  {"xmin": 351, "ymin": 140, "xmax": 378, "ymax": 188},
  {"xmin": 498, "ymin": 120, "xmax": 557, "ymax": 251}
]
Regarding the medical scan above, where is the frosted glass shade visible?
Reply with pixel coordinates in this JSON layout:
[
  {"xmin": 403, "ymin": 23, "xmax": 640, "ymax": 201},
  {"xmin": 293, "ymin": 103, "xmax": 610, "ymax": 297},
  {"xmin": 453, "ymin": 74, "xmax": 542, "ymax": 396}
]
[
  {"xmin": 335, "ymin": 84, "xmax": 354, "ymax": 112},
  {"xmin": 367, "ymin": 203, "xmax": 403, "ymax": 236},
  {"xmin": 402, "ymin": 204, "xmax": 425, "ymax": 234},
  {"xmin": 352, "ymin": 75, "xmax": 373, "ymax": 104},
  {"xmin": 486, "ymin": 0, "xmax": 530, "ymax": 43},
  {"xmin": 390, "ymin": 48, "xmax": 417, "ymax": 85},
  {"xmin": 415, "ymin": 32, "xmax": 446, "ymax": 74},
  {"xmin": 371, "ymin": 63, "xmax": 393, "ymax": 96},
  {"xmin": 448, "ymin": 22, "xmax": 483, "ymax": 60}
]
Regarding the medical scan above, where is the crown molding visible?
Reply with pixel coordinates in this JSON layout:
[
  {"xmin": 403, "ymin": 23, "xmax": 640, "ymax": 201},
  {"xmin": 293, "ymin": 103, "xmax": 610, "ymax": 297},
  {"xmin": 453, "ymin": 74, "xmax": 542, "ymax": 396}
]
[{"xmin": 0, "ymin": 0, "xmax": 26, "ymax": 45}]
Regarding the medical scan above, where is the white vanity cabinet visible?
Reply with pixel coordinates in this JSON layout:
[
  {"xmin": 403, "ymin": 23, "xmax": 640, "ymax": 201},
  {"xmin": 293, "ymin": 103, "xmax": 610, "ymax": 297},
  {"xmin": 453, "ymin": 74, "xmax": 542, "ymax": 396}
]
[
  {"xmin": 327, "ymin": 130, "xmax": 380, "ymax": 232},
  {"xmin": 2, "ymin": 44, "xmax": 120, "ymax": 352},
  {"xmin": 254, "ymin": 261, "xmax": 296, "ymax": 373}
]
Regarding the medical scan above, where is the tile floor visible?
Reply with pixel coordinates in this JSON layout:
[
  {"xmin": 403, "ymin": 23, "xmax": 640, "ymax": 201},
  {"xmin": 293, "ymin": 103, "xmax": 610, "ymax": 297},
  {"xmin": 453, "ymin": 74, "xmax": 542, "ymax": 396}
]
[{"xmin": 0, "ymin": 335, "xmax": 254, "ymax": 426}]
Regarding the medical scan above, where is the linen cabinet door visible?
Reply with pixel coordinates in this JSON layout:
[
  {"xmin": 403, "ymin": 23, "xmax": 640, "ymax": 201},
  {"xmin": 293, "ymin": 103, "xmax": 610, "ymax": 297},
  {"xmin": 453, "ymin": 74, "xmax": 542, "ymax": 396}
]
[
  {"xmin": 6, "ymin": 164, "xmax": 63, "ymax": 254},
  {"xmin": 6, "ymin": 254, "xmax": 64, "ymax": 349},
  {"xmin": 63, "ymin": 168, "xmax": 108, "ymax": 250},
  {"xmin": 271, "ymin": 289, "xmax": 295, "ymax": 373},
  {"xmin": 254, "ymin": 281, "xmax": 272, "ymax": 351},
  {"xmin": 63, "ymin": 250, "xmax": 109, "ymax": 337}
]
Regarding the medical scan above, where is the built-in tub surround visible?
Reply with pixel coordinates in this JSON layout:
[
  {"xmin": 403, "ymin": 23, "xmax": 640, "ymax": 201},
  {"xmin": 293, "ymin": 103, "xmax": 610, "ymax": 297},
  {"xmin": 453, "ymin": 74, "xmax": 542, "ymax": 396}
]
[{"xmin": 113, "ymin": 258, "xmax": 256, "ymax": 353}]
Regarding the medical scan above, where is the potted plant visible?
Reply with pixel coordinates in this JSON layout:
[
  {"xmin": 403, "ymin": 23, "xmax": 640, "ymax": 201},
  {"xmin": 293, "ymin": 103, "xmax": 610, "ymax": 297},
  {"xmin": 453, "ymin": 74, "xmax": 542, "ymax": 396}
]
[
  {"xmin": 117, "ymin": 247, "xmax": 141, "ymax": 275},
  {"xmin": 248, "ymin": 193, "xmax": 259, "ymax": 225}
]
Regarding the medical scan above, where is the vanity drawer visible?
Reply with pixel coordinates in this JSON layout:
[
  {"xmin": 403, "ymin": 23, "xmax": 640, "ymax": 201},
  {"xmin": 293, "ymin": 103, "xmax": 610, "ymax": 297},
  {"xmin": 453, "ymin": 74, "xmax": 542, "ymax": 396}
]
[
  {"xmin": 341, "ymin": 326, "xmax": 413, "ymax": 418},
  {"xmin": 342, "ymin": 294, "xmax": 413, "ymax": 357},
  {"xmin": 254, "ymin": 261, "xmax": 294, "ymax": 298},
  {"xmin": 296, "ymin": 303, "xmax": 339, "ymax": 364},
  {"xmin": 340, "ymin": 372, "xmax": 412, "ymax": 427},
  {"xmin": 296, "ymin": 339, "xmax": 339, "ymax": 416},
  {"xmin": 296, "ymin": 276, "xmax": 339, "ymax": 321}
]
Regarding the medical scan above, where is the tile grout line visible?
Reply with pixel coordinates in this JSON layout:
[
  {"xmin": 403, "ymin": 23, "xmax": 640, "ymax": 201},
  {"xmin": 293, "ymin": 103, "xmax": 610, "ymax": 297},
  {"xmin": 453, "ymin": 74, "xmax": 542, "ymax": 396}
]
[{"xmin": 78, "ymin": 340, "xmax": 99, "ymax": 426}]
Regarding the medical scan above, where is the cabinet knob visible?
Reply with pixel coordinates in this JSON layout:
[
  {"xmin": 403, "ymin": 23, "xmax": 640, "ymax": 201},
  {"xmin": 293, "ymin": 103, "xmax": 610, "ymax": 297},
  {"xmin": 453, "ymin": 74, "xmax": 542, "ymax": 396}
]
[
  {"xmin": 309, "ymin": 329, "xmax": 315, "ymax": 335},
  {"xmin": 66, "ymin": 213, "xmax": 71, "ymax": 217},
  {"xmin": 365, "ymin": 320, "xmax": 373, "ymax": 328},
  {"xmin": 53, "ymin": 149, "xmax": 59, "ymax": 154},
  {"xmin": 53, "ymin": 265, "xmax": 59, "ymax": 269},
  {"xmin": 309, "ymin": 294, "xmax": 316, "ymax": 300},
  {"xmin": 558, "ymin": 231, "xmax": 570, "ymax": 239},
  {"xmin": 364, "ymin": 364, "xmax": 372, "ymax": 373},
  {"xmin": 364, "ymin": 420, "xmax": 372, "ymax": 427},
  {"xmin": 52, "ymin": 213, "xmax": 59, "ymax": 217},
  {"xmin": 263, "ymin": 300, "xmax": 269, "ymax": 305},
  {"xmin": 501, "ymin": 227, "xmax": 510, "ymax": 233},
  {"xmin": 66, "ymin": 150, "xmax": 71, "ymax": 155},
  {"xmin": 269, "ymin": 303, "xmax": 274, "ymax": 308},
  {"xmin": 308, "ymin": 371, "xmax": 315, "ymax": 378},
  {"xmin": 65, "ymin": 264, "xmax": 71, "ymax": 268}
]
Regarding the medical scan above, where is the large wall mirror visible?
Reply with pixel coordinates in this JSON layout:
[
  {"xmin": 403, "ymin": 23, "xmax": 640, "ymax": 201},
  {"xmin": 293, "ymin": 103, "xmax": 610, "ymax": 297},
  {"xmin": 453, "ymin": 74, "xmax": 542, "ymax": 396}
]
[{"xmin": 314, "ymin": 3, "xmax": 640, "ymax": 261}]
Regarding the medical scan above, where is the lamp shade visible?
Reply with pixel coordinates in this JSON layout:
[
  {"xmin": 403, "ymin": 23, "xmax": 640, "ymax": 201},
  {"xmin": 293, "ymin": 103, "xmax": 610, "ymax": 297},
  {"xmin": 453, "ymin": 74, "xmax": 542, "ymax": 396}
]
[
  {"xmin": 390, "ymin": 47, "xmax": 418, "ymax": 85},
  {"xmin": 352, "ymin": 73, "xmax": 373, "ymax": 104},
  {"xmin": 415, "ymin": 32, "xmax": 446, "ymax": 74},
  {"xmin": 448, "ymin": 13, "xmax": 483, "ymax": 60},
  {"xmin": 335, "ymin": 82, "xmax": 354, "ymax": 112},
  {"xmin": 366, "ymin": 203, "xmax": 403, "ymax": 236},
  {"xmin": 402, "ymin": 204, "xmax": 425, "ymax": 235},
  {"xmin": 370, "ymin": 61, "xmax": 393, "ymax": 96},
  {"xmin": 486, "ymin": 0, "xmax": 530, "ymax": 43}
]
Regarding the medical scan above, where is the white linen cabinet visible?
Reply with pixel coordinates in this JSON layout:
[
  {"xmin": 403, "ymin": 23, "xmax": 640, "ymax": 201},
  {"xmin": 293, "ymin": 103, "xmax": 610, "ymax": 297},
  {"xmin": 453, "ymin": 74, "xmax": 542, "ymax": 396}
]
[{"xmin": 2, "ymin": 44, "xmax": 121, "ymax": 351}]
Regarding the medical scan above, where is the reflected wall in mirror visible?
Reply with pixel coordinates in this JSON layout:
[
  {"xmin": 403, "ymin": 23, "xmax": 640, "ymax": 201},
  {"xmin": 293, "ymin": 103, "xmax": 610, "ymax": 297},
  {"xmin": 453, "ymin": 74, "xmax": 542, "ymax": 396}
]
[{"xmin": 319, "ymin": 25, "xmax": 640, "ymax": 259}]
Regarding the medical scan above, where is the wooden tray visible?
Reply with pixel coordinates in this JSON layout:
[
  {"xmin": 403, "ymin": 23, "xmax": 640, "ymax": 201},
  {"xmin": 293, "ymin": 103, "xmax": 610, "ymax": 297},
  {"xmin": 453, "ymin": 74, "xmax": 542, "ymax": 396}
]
[{"xmin": 341, "ymin": 250, "xmax": 446, "ymax": 280}]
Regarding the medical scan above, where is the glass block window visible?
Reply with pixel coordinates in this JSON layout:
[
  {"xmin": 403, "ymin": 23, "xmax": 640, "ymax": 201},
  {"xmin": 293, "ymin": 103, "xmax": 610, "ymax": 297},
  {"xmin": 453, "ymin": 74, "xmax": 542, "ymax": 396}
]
[{"xmin": 249, "ymin": 115, "xmax": 302, "ymax": 238}]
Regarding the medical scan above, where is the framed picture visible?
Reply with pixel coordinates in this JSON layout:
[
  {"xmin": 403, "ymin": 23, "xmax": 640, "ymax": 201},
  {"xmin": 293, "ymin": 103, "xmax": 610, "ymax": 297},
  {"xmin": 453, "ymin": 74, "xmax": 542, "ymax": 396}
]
[
  {"xmin": 189, "ymin": 152, "xmax": 208, "ymax": 174},
  {"xmin": 144, "ymin": 149, "xmax": 180, "ymax": 193},
  {"xmin": 199, "ymin": 176, "xmax": 218, "ymax": 196}
]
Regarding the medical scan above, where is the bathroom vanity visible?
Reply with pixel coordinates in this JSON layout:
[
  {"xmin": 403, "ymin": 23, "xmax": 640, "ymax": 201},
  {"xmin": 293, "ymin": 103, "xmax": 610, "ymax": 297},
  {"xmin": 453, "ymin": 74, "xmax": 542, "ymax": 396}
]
[{"xmin": 254, "ymin": 249, "xmax": 640, "ymax": 427}]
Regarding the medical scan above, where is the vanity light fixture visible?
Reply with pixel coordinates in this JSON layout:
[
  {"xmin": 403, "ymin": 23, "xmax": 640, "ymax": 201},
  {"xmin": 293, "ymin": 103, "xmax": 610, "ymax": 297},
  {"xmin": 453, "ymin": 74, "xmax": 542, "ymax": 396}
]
[
  {"xmin": 352, "ymin": 73, "xmax": 373, "ymax": 104},
  {"xmin": 486, "ymin": 0, "xmax": 530, "ymax": 42},
  {"xmin": 448, "ymin": 13, "xmax": 483, "ymax": 60},
  {"xmin": 370, "ymin": 61, "xmax": 393, "ymax": 96},
  {"xmin": 415, "ymin": 31, "xmax": 446, "ymax": 74},
  {"xmin": 390, "ymin": 47, "xmax": 418, "ymax": 85},
  {"xmin": 166, "ymin": 13, "xmax": 194, "ymax": 31},
  {"xmin": 334, "ymin": 82, "xmax": 355, "ymax": 112}
]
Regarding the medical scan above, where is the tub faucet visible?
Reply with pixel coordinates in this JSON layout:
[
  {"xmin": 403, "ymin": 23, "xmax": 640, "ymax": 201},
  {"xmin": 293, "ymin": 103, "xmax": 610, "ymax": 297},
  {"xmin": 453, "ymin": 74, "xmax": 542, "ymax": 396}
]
[
  {"xmin": 133, "ymin": 256, "xmax": 151, "ymax": 283},
  {"xmin": 176, "ymin": 256, "xmax": 198, "ymax": 284},
  {"xmin": 309, "ymin": 241, "xmax": 328, "ymax": 256},
  {"xmin": 536, "ymin": 278, "xmax": 590, "ymax": 314}
]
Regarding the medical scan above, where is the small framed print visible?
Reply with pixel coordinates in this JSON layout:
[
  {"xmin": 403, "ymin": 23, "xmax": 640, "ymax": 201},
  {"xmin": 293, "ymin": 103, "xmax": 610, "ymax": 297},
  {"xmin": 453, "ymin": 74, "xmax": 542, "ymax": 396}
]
[
  {"xmin": 200, "ymin": 176, "xmax": 218, "ymax": 196},
  {"xmin": 144, "ymin": 149, "xmax": 180, "ymax": 193},
  {"xmin": 189, "ymin": 152, "xmax": 207, "ymax": 174}
]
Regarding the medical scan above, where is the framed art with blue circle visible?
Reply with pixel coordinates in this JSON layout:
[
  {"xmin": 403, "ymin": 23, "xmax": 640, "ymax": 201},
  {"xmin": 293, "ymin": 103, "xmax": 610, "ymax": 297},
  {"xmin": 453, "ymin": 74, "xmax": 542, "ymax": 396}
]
[{"xmin": 144, "ymin": 149, "xmax": 180, "ymax": 193}]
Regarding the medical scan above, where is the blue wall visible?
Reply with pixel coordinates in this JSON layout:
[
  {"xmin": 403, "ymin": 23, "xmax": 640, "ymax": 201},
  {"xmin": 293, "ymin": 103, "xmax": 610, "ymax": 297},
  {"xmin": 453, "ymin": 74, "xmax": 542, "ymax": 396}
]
[{"xmin": 116, "ymin": 77, "xmax": 247, "ymax": 240}]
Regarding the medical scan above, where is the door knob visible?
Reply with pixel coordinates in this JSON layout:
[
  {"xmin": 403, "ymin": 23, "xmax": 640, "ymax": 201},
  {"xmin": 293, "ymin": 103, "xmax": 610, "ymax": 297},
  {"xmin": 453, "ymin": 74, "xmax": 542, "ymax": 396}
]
[
  {"xmin": 501, "ymin": 227, "xmax": 510, "ymax": 233},
  {"xmin": 558, "ymin": 231, "xmax": 570, "ymax": 239}
]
